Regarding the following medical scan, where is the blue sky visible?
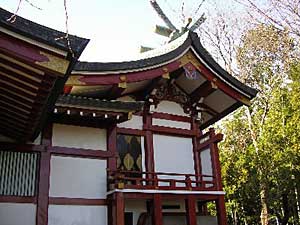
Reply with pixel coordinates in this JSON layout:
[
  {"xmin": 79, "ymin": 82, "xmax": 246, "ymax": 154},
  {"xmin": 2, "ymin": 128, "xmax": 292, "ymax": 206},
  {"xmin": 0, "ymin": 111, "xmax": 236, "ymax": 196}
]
[{"xmin": 1, "ymin": 0, "xmax": 239, "ymax": 62}]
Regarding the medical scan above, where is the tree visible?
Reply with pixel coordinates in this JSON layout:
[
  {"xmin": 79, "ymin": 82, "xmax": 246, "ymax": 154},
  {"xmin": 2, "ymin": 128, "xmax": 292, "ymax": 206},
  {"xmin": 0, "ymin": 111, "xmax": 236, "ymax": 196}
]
[
  {"xmin": 219, "ymin": 24, "xmax": 298, "ymax": 225},
  {"xmin": 236, "ymin": 0, "xmax": 300, "ymax": 41}
]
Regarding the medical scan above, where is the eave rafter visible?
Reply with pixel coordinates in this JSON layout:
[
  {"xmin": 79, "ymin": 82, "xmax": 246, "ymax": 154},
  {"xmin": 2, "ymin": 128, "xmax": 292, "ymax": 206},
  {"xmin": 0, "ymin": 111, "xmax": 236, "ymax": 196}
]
[{"xmin": 0, "ymin": 32, "xmax": 68, "ymax": 141}]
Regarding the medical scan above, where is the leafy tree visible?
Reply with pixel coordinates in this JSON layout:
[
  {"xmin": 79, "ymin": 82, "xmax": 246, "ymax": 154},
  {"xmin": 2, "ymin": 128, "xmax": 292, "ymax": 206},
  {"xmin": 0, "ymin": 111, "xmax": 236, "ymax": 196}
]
[{"xmin": 219, "ymin": 24, "xmax": 298, "ymax": 225}]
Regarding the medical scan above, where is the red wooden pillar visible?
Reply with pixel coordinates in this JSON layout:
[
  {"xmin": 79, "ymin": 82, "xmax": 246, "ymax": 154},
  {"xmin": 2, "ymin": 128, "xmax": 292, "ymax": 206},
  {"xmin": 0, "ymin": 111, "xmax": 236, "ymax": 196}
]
[
  {"xmin": 192, "ymin": 119, "xmax": 201, "ymax": 185},
  {"xmin": 185, "ymin": 195, "xmax": 197, "ymax": 225},
  {"xmin": 143, "ymin": 110, "xmax": 155, "ymax": 185},
  {"xmin": 36, "ymin": 122, "xmax": 52, "ymax": 225},
  {"xmin": 153, "ymin": 194, "xmax": 163, "ymax": 225},
  {"xmin": 209, "ymin": 128, "xmax": 223, "ymax": 190},
  {"xmin": 216, "ymin": 195, "xmax": 227, "ymax": 225},
  {"xmin": 108, "ymin": 124, "xmax": 117, "ymax": 171},
  {"xmin": 115, "ymin": 192, "xmax": 125, "ymax": 225}
]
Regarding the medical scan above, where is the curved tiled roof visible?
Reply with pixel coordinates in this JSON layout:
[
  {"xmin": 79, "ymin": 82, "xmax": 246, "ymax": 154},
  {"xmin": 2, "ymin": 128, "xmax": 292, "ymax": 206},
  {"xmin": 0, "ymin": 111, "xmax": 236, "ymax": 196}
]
[
  {"xmin": 0, "ymin": 7, "xmax": 89, "ymax": 58},
  {"xmin": 74, "ymin": 31, "xmax": 257, "ymax": 98}
]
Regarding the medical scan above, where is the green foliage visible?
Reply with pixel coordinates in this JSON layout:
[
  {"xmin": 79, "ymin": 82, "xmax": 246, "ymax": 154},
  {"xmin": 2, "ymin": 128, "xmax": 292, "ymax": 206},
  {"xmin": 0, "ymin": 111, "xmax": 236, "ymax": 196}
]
[{"xmin": 219, "ymin": 24, "xmax": 300, "ymax": 224}]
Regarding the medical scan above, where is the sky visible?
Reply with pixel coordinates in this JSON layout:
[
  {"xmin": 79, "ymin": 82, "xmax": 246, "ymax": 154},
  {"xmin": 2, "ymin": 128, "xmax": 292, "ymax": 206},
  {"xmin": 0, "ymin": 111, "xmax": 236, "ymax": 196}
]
[{"xmin": 1, "ymin": 0, "xmax": 240, "ymax": 62}]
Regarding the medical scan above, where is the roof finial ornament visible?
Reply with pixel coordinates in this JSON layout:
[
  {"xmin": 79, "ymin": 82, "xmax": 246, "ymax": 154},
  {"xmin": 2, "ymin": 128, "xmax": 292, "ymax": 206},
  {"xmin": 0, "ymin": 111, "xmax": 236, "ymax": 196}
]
[{"xmin": 150, "ymin": 0, "xmax": 206, "ymax": 41}]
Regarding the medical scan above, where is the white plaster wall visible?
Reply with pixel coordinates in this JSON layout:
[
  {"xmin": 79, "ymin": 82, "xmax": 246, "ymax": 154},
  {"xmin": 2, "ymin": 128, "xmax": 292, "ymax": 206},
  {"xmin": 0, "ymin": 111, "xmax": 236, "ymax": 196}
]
[
  {"xmin": 52, "ymin": 124, "xmax": 107, "ymax": 150},
  {"xmin": 152, "ymin": 118, "xmax": 190, "ymax": 130},
  {"xmin": 153, "ymin": 135, "xmax": 194, "ymax": 187},
  {"xmin": 200, "ymin": 148, "xmax": 213, "ymax": 185},
  {"xmin": 125, "ymin": 200, "xmax": 147, "ymax": 225},
  {"xmin": 163, "ymin": 215, "xmax": 217, "ymax": 225},
  {"xmin": 153, "ymin": 101, "xmax": 189, "ymax": 116},
  {"xmin": 49, "ymin": 156, "xmax": 107, "ymax": 198},
  {"xmin": 117, "ymin": 115, "xmax": 143, "ymax": 130},
  {"xmin": 0, "ymin": 203, "xmax": 36, "ymax": 225},
  {"xmin": 48, "ymin": 205, "xmax": 107, "ymax": 225}
]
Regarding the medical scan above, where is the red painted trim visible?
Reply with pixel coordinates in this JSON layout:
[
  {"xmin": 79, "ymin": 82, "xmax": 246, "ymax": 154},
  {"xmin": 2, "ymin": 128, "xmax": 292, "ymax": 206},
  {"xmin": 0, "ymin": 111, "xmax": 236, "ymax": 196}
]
[
  {"xmin": 145, "ymin": 125, "xmax": 196, "ymax": 137},
  {"xmin": 208, "ymin": 129, "xmax": 223, "ymax": 191},
  {"xmin": 36, "ymin": 151, "xmax": 51, "ymax": 225},
  {"xmin": 108, "ymin": 125, "xmax": 117, "ymax": 171},
  {"xmin": 197, "ymin": 133, "xmax": 223, "ymax": 151},
  {"xmin": 151, "ymin": 112, "xmax": 191, "ymax": 123},
  {"xmin": 76, "ymin": 60, "xmax": 181, "ymax": 85},
  {"xmin": 117, "ymin": 127, "xmax": 146, "ymax": 136},
  {"xmin": 0, "ymin": 33, "xmax": 48, "ymax": 63},
  {"xmin": 0, "ymin": 196, "xmax": 36, "ymax": 203},
  {"xmin": 115, "ymin": 192, "xmax": 125, "ymax": 225},
  {"xmin": 185, "ymin": 195, "xmax": 197, "ymax": 225},
  {"xmin": 196, "ymin": 61, "xmax": 250, "ymax": 103},
  {"xmin": 36, "ymin": 123, "xmax": 52, "ymax": 225},
  {"xmin": 121, "ymin": 193, "xmax": 222, "ymax": 200},
  {"xmin": 192, "ymin": 120, "xmax": 201, "ymax": 186},
  {"xmin": 144, "ymin": 113, "xmax": 155, "ymax": 174},
  {"xmin": 49, "ymin": 197, "xmax": 107, "ymax": 205},
  {"xmin": 153, "ymin": 194, "xmax": 163, "ymax": 225},
  {"xmin": 216, "ymin": 196, "xmax": 228, "ymax": 225},
  {"xmin": 49, "ymin": 146, "xmax": 112, "ymax": 159}
]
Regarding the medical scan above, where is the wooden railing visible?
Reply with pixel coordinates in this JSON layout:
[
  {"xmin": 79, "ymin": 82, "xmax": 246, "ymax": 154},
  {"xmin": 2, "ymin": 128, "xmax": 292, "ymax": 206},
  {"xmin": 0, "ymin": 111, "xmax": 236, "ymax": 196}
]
[{"xmin": 108, "ymin": 170, "xmax": 216, "ymax": 191}]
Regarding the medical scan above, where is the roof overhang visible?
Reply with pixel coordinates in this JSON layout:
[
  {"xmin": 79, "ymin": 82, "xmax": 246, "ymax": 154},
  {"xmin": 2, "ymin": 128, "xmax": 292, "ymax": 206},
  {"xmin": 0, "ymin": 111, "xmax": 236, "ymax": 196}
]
[
  {"xmin": 65, "ymin": 32, "xmax": 257, "ymax": 129},
  {"xmin": 52, "ymin": 95, "xmax": 144, "ymax": 127},
  {"xmin": 0, "ymin": 8, "xmax": 89, "ymax": 142}
]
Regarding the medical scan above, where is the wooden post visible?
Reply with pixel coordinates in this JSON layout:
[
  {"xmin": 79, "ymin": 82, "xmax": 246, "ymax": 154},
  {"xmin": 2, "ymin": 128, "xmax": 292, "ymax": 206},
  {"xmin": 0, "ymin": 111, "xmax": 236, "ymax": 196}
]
[
  {"xmin": 153, "ymin": 194, "xmax": 163, "ymax": 225},
  {"xmin": 192, "ymin": 119, "xmax": 202, "ymax": 186},
  {"xmin": 185, "ymin": 195, "xmax": 197, "ymax": 225},
  {"xmin": 115, "ymin": 192, "xmax": 125, "ymax": 225},
  {"xmin": 216, "ymin": 195, "xmax": 227, "ymax": 225},
  {"xmin": 36, "ymin": 122, "xmax": 52, "ymax": 225},
  {"xmin": 209, "ymin": 128, "xmax": 223, "ymax": 190},
  {"xmin": 108, "ymin": 124, "xmax": 117, "ymax": 171},
  {"xmin": 144, "ymin": 110, "xmax": 155, "ymax": 187}
]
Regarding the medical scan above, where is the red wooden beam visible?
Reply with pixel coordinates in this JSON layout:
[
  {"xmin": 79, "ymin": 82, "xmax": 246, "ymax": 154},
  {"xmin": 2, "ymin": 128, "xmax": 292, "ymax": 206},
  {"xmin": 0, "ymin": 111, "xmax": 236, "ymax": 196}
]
[
  {"xmin": 145, "ymin": 125, "xmax": 196, "ymax": 137},
  {"xmin": 0, "ymin": 33, "xmax": 49, "ymax": 64},
  {"xmin": 117, "ymin": 127, "xmax": 146, "ymax": 136},
  {"xmin": 36, "ymin": 151, "xmax": 51, "ymax": 225},
  {"xmin": 36, "ymin": 123, "xmax": 52, "ymax": 225},
  {"xmin": 151, "ymin": 112, "xmax": 191, "ymax": 123},
  {"xmin": 216, "ymin": 196, "xmax": 228, "ymax": 225},
  {"xmin": 49, "ymin": 146, "xmax": 112, "ymax": 159},
  {"xmin": 0, "ymin": 196, "xmax": 36, "ymax": 203},
  {"xmin": 49, "ymin": 197, "xmax": 107, "ymax": 205},
  {"xmin": 192, "ymin": 119, "xmax": 201, "ymax": 186},
  {"xmin": 185, "ymin": 195, "xmax": 197, "ymax": 225},
  {"xmin": 0, "ymin": 57, "xmax": 52, "ymax": 82},
  {"xmin": 144, "ymin": 113, "xmax": 155, "ymax": 174},
  {"xmin": 153, "ymin": 194, "xmax": 163, "ymax": 225},
  {"xmin": 115, "ymin": 192, "xmax": 125, "ymax": 225},
  {"xmin": 190, "ymin": 80, "xmax": 217, "ymax": 102},
  {"xmin": 108, "ymin": 125, "xmax": 117, "ymax": 170},
  {"xmin": 73, "ymin": 60, "xmax": 181, "ymax": 85}
]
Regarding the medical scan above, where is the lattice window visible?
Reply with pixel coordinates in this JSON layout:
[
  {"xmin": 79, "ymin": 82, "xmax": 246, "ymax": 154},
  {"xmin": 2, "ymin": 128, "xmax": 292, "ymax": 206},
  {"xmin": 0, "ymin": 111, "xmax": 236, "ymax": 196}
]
[
  {"xmin": 0, "ymin": 151, "xmax": 39, "ymax": 196},
  {"xmin": 116, "ymin": 135, "xmax": 142, "ymax": 172}
]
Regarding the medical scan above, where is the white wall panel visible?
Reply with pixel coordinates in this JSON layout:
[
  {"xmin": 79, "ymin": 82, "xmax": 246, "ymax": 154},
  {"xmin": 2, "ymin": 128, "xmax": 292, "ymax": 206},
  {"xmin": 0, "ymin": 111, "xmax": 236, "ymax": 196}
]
[
  {"xmin": 200, "ymin": 148, "xmax": 213, "ymax": 185},
  {"xmin": 152, "ymin": 118, "xmax": 190, "ymax": 129},
  {"xmin": 48, "ymin": 205, "xmax": 107, "ymax": 225},
  {"xmin": 50, "ymin": 156, "xmax": 107, "ymax": 198},
  {"xmin": 125, "ymin": 200, "xmax": 147, "ymax": 225},
  {"xmin": 52, "ymin": 124, "xmax": 107, "ymax": 150},
  {"xmin": 153, "ymin": 101, "xmax": 189, "ymax": 116},
  {"xmin": 118, "ymin": 115, "xmax": 143, "ymax": 130},
  {"xmin": 0, "ymin": 203, "xmax": 36, "ymax": 225},
  {"xmin": 153, "ymin": 135, "xmax": 194, "ymax": 186}
]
